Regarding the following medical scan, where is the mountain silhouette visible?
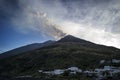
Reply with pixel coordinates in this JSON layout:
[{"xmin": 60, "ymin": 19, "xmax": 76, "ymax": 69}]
[
  {"xmin": 0, "ymin": 40, "xmax": 55, "ymax": 59},
  {"xmin": 0, "ymin": 35, "xmax": 120, "ymax": 77}
]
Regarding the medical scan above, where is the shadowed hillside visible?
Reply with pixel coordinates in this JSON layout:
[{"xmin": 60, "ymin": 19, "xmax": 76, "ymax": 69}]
[{"xmin": 0, "ymin": 35, "xmax": 120, "ymax": 77}]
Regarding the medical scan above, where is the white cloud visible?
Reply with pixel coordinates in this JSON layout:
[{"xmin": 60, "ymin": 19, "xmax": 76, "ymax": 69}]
[
  {"xmin": 59, "ymin": 21, "xmax": 120, "ymax": 48},
  {"xmin": 11, "ymin": 0, "xmax": 120, "ymax": 48}
]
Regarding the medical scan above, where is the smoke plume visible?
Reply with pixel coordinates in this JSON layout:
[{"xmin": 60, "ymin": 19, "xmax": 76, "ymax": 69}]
[{"xmin": 1, "ymin": 0, "xmax": 120, "ymax": 48}]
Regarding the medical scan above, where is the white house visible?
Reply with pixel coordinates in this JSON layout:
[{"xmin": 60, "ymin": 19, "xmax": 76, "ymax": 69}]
[
  {"xmin": 42, "ymin": 71, "xmax": 54, "ymax": 75},
  {"xmin": 67, "ymin": 67, "xmax": 82, "ymax": 74},
  {"xmin": 83, "ymin": 70, "xmax": 92, "ymax": 73},
  {"xmin": 100, "ymin": 60, "xmax": 105, "ymax": 64},
  {"xmin": 112, "ymin": 59, "xmax": 120, "ymax": 63},
  {"xmin": 104, "ymin": 66, "xmax": 111, "ymax": 70},
  {"xmin": 38, "ymin": 70, "xmax": 43, "ymax": 73},
  {"xmin": 78, "ymin": 69, "xmax": 82, "ymax": 73},
  {"xmin": 83, "ymin": 70, "xmax": 96, "ymax": 74},
  {"xmin": 67, "ymin": 67, "xmax": 79, "ymax": 71},
  {"xmin": 95, "ymin": 68, "xmax": 105, "ymax": 73},
  {"xmin": 111, "ymin": 67, "xmax": 120, "ymax": 73},
  {"xmin": 94, "ymin": 66, "xmax": 120, "ymax": 78},
  {"xmin": 95, "ymin": 66, "xmax": 112, "ymax": 72},
  {"xmin": 41, "ymin": 69, "xmax": 65, "ymax": 75},
  {"xmin": 67, "ymin": 67, "xmax": 82, "ymax": 72},
  {"xmin": 53, "ymin": 69, "xmax": 65, "ymax": 75}
]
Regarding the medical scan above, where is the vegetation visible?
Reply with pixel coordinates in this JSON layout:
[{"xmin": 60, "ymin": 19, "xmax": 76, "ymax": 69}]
[{"xmin": 0, "ymin": 35, "xmax": 120, "ymax": 79}]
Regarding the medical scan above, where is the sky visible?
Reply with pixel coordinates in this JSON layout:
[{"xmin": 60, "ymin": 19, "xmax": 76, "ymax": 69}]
[{"xmin": 0, "ymin": 0, "xmax": 120, "ymax": 52}]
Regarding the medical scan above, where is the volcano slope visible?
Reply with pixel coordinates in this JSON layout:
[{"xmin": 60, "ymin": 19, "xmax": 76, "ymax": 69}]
[{"xmin": 0, "ymin": 35, "xmax": 120, "ymax": 77}]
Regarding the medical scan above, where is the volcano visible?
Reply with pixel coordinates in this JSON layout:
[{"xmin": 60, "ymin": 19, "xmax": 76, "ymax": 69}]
[{"xmin": 0, "ymin": 35, "xmax": 120, "ymax": 77}]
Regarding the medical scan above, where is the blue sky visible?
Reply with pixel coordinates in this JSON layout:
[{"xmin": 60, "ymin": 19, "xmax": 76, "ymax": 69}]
[
  {"xmin": 0, "ymin": 0, "xmax": 120, "ymax": 52},
  {"xmin": 0, "ymin": 22, "xmax": 53, "ymax": 52},
  {"xmin": 0, "ymin": 9, "xmax": 53, "ymax": 52}
]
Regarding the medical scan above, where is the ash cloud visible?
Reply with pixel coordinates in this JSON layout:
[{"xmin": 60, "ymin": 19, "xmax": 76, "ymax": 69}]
[
  {"xmin": 11, "ymin": 0, "xmax": 67, "ymax": 39},
  {"xmin": 1, "ymin": 0, "xmax": 120, "ymax": 48}
]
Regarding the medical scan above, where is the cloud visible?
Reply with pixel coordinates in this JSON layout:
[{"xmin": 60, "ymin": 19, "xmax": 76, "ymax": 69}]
[
  {"xmin": 1, "ymin": 0, "xmax": 120, "ymax": 48},
  {"xmin": 60, "ymin": 21, "xmax": 120, "ymax": 48},
  {"xmin": 11, "ymin": 0, "xmax": 66, "ymax": 39}
]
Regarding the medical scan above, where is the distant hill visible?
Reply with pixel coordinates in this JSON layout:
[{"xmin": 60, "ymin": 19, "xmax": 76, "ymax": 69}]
[
  {"xmin": 0, "ymin": 40, "xmax": 55, "ymax": 59},
  {"xmin": 0, "ymin": 35, "xmax": 120, "ymax": 77}
]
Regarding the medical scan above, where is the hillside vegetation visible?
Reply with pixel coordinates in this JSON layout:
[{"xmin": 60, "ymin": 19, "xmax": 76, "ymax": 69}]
[{"xmin": 0, "ymin": 35, "xmax": 120, "ymax": 77}]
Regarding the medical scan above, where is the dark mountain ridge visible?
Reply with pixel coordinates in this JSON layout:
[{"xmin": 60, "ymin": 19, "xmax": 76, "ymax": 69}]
[
  {"xmin": 0, "ymin": 40, "xmax": 55, "ymax": 59},
  {"xmin": 0, "ymin": 35, "xmax": 120, "ymax": 77},
  {"xmin": 58, "ymin": 35, "xmax": 93, "ymax": 44}
]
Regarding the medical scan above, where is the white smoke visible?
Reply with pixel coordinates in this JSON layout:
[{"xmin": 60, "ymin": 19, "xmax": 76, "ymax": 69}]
[
  {"xmin": 12, "ymin": 0, "xmax": 66, "ymax": 39},
  {"xmin": 11, "ymin": 0, "xmax": 120, "ymax": 48}
]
